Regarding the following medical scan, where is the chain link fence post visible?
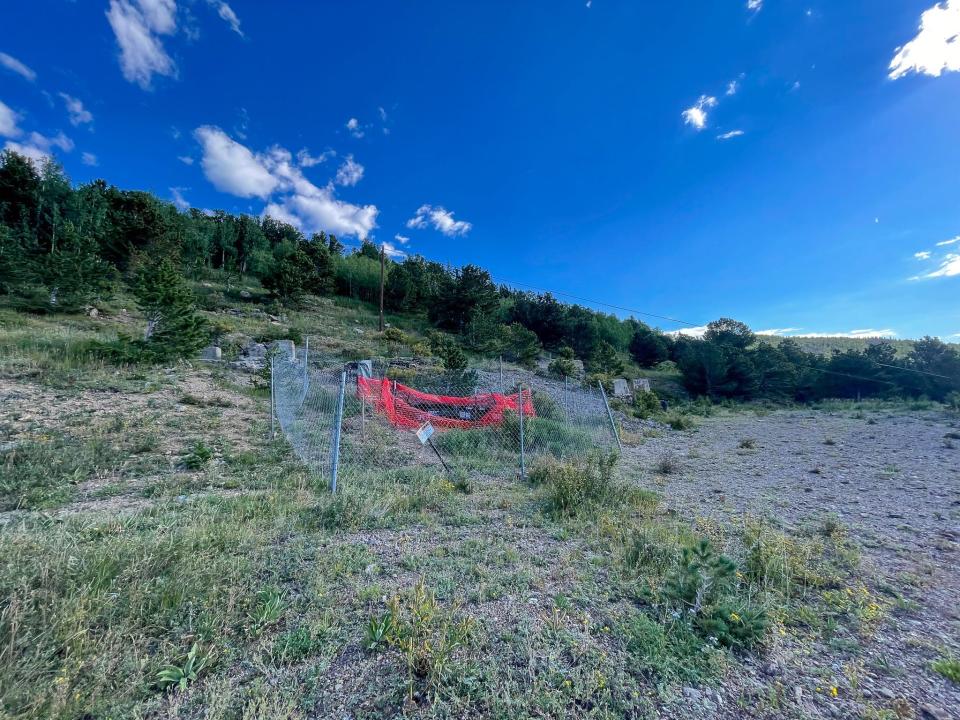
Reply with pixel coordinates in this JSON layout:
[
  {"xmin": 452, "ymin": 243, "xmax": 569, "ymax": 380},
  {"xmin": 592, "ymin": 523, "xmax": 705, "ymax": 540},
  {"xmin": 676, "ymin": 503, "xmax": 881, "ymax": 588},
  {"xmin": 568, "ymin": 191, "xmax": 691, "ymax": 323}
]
[
  {"xmin": 330, "ymin": 370, "xmax": 347, "ymax": 492},
  {"xmin": 598, "ymin": 380, "xmax": 622, "ymax": 454},
  {"xmin": 270, "ymin": 353, "xmax": 276, "ymax": 440},
  {"xmin": 518, "ymin": 383, "xmax": 526, "ymax": 479}
]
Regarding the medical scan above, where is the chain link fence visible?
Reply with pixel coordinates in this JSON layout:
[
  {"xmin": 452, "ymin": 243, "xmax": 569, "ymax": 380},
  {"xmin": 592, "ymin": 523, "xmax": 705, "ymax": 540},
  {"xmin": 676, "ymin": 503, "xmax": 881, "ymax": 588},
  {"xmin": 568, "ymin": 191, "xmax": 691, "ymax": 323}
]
[{"xmin": 271, "ymin": 340, "xmax": 621, "ymax": 489}]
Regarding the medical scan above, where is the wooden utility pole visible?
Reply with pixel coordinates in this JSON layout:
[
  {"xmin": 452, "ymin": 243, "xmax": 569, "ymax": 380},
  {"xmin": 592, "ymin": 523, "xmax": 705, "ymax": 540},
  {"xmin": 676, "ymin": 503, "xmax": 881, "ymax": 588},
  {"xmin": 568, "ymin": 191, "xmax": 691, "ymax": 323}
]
[{"xmin": 378, "ymin": 243, "xmax": 385, "ymax": 332}]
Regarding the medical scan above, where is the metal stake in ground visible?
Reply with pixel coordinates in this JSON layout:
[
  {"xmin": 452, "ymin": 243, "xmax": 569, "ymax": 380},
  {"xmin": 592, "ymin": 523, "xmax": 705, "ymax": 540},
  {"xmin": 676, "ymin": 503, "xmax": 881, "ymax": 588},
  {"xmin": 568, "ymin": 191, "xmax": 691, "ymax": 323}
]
[
  {"xmin": 518, "ymin": 384, "xmax": 526, "ymax": 479},
  {"xmin": 598, "ymin": 380, "xmax": 623, "ymax": 454},
  {"xmin": 416, "ymin": 421, "xmax": 448, "ymax": 472},
  {"xmin": 270, "ymin": 353, "xmax": 276, "ymax": 440},
  {"xmin": 330, "ymin": 370, "xmax": 347, "ymax": 492}
]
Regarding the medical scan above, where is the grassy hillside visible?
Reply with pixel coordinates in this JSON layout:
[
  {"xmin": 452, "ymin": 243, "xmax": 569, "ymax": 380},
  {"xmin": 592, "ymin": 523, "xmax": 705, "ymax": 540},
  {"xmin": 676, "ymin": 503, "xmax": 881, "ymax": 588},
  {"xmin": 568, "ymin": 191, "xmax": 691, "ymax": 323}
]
[
  {"xmin": 2, "ymin": 274, "xmax": 922, "ymax": 719},
  {"xmin": 758, "ymin": 334, "xmax": 956, "ymax": 358}
]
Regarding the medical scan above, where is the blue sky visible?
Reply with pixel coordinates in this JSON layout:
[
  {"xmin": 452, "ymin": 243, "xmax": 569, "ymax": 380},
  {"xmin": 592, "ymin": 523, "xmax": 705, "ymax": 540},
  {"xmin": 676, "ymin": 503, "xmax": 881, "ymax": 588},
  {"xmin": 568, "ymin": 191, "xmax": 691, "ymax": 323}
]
[{"xmin": 2, "ymin": 0, "xmax": 959, "ymax": 340}]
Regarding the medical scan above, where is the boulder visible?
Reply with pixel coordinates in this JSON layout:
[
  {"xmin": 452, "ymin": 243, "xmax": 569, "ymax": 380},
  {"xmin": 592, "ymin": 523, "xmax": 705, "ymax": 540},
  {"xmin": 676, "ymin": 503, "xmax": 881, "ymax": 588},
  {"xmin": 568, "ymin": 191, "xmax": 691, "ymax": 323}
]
[
  {"xmin": 632, "ymin": 378, "xmax": 651, "ymax": 392},
  {"xmin": 244, "ymin": 342, "xmax": 268, "ymax": 359},
  {"xmin": 612, "ymin": 378, "xmax": 631, "ymax": 397},
  {"xmin": 239, "ymin": 289, "xmax": 252, "ymax": 299}
]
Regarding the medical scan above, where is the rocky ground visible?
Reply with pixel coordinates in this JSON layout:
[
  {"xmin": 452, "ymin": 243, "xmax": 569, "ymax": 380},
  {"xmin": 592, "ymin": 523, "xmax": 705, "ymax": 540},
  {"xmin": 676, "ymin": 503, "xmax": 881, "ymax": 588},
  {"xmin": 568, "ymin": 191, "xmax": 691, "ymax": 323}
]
[{"xmin": 625, "ymin": 409, "xmax": 960, "ymax": 719}]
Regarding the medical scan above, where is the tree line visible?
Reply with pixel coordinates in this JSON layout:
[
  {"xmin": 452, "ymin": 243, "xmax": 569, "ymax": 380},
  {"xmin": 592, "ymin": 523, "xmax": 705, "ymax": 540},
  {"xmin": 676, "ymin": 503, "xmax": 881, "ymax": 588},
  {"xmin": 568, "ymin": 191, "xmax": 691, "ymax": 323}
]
[{"xmin": 0, "ymin": 150, "xmax": 957, "ymax": 402}]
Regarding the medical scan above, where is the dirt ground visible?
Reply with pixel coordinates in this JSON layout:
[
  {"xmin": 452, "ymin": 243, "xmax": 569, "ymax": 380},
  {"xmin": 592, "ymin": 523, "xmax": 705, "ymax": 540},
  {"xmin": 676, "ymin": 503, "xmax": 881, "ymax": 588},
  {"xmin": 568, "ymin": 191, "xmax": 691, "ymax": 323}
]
[{"xmin": 625, "ymin": 409, "xmax": 960, "ymax": 719}]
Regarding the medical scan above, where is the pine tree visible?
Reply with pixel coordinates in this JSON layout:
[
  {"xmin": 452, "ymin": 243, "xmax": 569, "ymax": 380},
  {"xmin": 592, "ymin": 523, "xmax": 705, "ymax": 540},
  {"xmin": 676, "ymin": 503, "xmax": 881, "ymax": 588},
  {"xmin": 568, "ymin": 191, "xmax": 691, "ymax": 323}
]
[
  {"xmin": 132, "ymin": 258, "xmax": 208, "ymax": 359},
  {"xmin": 42, "ymin": 221, "xmax": 115, "ymax": 309}
]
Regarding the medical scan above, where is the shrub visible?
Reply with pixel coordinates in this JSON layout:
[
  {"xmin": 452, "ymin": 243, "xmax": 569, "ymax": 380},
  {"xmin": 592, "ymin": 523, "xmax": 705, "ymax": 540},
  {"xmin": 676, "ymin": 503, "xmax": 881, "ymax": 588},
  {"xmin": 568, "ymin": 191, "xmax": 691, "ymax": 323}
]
[
  {"xmin": 664, "ymin": 538, "xmax": 767, "ymax": 647},
  {"xmin": 254, "ymin": 326, "xmax": 304, "ymax": 345},
  {"xmin": 633, "ymin": 390, "xmax": 661, "ymax": 419},
  {"xmin": 738, "ymin": 438, "xmax": 756, "ymax": 449},
  {"xmin": 365, "ymin": 581, "xmax": 475, "ymax": 700},
  {"xmin": 529, "ymin": 452, "xmax": 618, "ymax": 516},
  {"xmin": 382, "ymin": 327, "xmax": 407, "ymax": 344},
  {"xmin": 182, "ymin": 440, "xmax": 214, "ymax": 469},
  {"xmin": 664, "ymin": 413, "xmax": 696, "ymax": 431},
  {"xmin": 654, "ymin": 454, "xmax": 679, "ymax": 475},
  {"xmin": 931, "ymin": 656, "xmax": 960, "ymax": 684},
  {"xmin": 946, "ymin": 391, "xmax": 960, "ymax": 412},
  {"xmin": 548, "ymin": 357, "xmax": 577, "ymax": 379}
]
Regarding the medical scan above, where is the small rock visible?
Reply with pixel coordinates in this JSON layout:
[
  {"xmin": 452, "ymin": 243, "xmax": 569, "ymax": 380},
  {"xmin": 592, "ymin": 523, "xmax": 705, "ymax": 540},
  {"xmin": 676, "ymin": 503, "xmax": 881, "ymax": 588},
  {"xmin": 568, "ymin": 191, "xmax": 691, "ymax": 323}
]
[
  {"xmin": 88, "ymin": 307, "xmax": 99, "ymax": 318},
  {"xmin": 877, "ymin": 687, "xmax": 895, "ymax": 700},
  {"xmin": 682, "ymin": 687, "xmax": 702, "ymax": 701},
  {"xmin": 919, "ymin": 704, "xmax": 950, "ymax": 720},
  {"xmin": 200, "ymin": 345, "xmax": 222, "ymax": 361},
  {"xmin": 239, "ymin": 289, "xmax": 252, "ymax": 298},
  {"xmin": 793, "ymin": 686, "xmax": 802, "ymax": 704}
]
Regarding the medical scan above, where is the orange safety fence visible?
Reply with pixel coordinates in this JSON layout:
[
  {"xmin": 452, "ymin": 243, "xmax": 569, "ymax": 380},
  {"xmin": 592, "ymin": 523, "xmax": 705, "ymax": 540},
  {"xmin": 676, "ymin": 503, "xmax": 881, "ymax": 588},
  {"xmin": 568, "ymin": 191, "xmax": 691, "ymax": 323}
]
[{"xmin": 356, "ymin": 376, "xmax": 535, "ymax": 430}]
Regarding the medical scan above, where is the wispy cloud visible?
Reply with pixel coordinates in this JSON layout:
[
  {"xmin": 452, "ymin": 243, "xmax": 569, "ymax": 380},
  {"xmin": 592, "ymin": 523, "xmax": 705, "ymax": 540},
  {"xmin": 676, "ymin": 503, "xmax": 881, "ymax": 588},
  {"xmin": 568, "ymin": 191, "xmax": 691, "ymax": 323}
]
[
  {"xmin": 681, "ymin": 95, "xmax": 718, "ymax": 131},
  {"xmin": 81, "ymin": 152, "xmax": 98, "ymax": 166},
  {"xmin": 381, "ymin": 241, "xmax": 406, "ymax": 259},
  {"xmin": 755, "ymin": 328, "xmax": 802, "ymax": 336},
  {"xmin": 170, "ymin": 186, "xmax": 190, "ymax": 210},
  {"xmin": 4, "ymin": 130, "xmax": 74, "ymax": 166},
  {"xmin": 297, "ymin": 148, "xmax": 334, "ymax": 167},
  {"xmin": 59, "ymin": 93, "xmax": 93, "ymax": 126},
  {"xmin": 746, "ymin": 0, "xmax": 763, "ymax": 13},
  {"xmin": 334, "ymin": 154, "xmax": 364, "ymax": 187},
  {"xmin": 936, "ymin": 235, "xmax": 959, "ymax": 246},
  {"xmin": 914, "ymin": 250, "xmax": 932, "ymax": 260},
  {"xmin": 106, "ymin": 0, "xmax": 178, "ymax": 90},
  {"xmin": 345, "ymin": 117, "xmax": 364, "ymax": 138},
  {"xmin": 889, "ymin": 0, "xmax": 960, "ymax": 79},
  {"xmin": 206, "ymin": 0, "xmax": 242, "ymax": 36},
  {"xmin": 0, "ymin": 100, "xmax": 22, "ymax": 138},
  {"xmin": 717, "ymin": 129, "xmax": 745, "ymax": 140},
  {"xmin": 178, "ymin": 155, "xmax": 194, "ymax": 165},
  {"xmin": 0, "ymin": 52, "xmax": 36, "ymax": 82},
  {"xmin": 915, "ymin": 253, "xmax": 960, "ymax": 279},
  {"xmin": 394, "ymin": 234, "xmax": 410, "ymax": 245},
  {"xmin": 406, "ymin": 204, "xmax": 472, "ymax": 236}
]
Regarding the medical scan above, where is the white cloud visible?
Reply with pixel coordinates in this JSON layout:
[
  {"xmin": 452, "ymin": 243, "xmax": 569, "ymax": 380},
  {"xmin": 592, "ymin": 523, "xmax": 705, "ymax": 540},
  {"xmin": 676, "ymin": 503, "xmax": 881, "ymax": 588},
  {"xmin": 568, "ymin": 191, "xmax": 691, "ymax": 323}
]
[
  {"xmin": 918, "ymin": 253, "xmax": 960, "ymax": 278},
  {"xmin": 381, "ymin": 241, "xmax": 406, "ymax": 259},
  {"xmin": 915, "ymin": 250, "xmax": 932, "ymax": 259},
  {"xmin": 178, "ymin": 155, "xmax": 193, "ymax": 165},
  {"xmin": 717, "ymin": 129, "xmax": 745, "ymax": 140},
  {"xmin": 378, "ymin": 106, "xmax": 388, "ymax": 122},
  {"xmin": 335, "ymin": 154, "xmax": 364, "ymax": 186},
  {"xmin": 394, "ymin": 234, "xmax": 410, "ymax": 245},
  {"xmin": 0, "ymin": 100, "xmax": 22, "ymax": 138},
  {"xmin": 194, "ymin": 125, "xmax": 278, "ymax": 199},
  {"xmin": 345, "ymin": 117, "xmax": 364, "ymax": 138},
  {"xmin": 755, "ymin": 328, "xmax": 802, "ymax": 336},
  {"xmin": 59, "ymin": 93, "xmax": 93, "ymax": 126},
  {"xmin": 889, "ymin": 0, "xmax": 960, "ymax": 80},
  {"xmin": 936, "ymin": 235, "xmax": 959, "ymax": 246},
  {"xmin": 81, "ymin": 152, "xmax": 98, "ymax": 166},
  {"xmin": 106, "ymin": 0, "xmax": 178, "ymax": 90},
  {"xmin": 170, "ymin": 186, "xmax": 190, "ymax": 210},
  {"xmin": 726, "ymin": 80, "xmax": 740, "ymax": 96},
  {"xmin": 791, "ymin": 329, "xmax": 898, "ymax": 338},
  {"xmin": 747, "ymin": 0, "xmax": 763, "ymax": 12},
  {"xmin": 297, "ymin": 148, "xmax": 334, "ymax": 167},
  {"xmin": 207, "ymin": 0, "xmax": 242, "ymax": 36},
  {"xmin": 193, "ymin": 126, "xmax": 378, "ymax": 237},
  {"xmin": 681, "ymin": 95, "xmax": 718, "ymax": 130},
  {"xmin": 0, "ymin": 52, "xmax": 36, "ymax": 82},
  {"xmin": 4, "ymin": 132, "xmax": 73, "ymax": 165},
  {"xmin": 667, "ymin": 326, "xmax": 708, "ymax": 338},
  {"xmin": 406, "ymin": 204, "xmax": 472, "ymax": 236}
]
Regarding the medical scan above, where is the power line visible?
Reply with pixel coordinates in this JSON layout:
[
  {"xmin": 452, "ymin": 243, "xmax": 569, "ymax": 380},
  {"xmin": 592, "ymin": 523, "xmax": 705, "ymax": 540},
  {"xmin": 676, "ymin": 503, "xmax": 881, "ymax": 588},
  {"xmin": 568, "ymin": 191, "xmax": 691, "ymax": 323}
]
[{"xmin": 494, "ymin": 276, "xmax": 701, "ymax": 328}]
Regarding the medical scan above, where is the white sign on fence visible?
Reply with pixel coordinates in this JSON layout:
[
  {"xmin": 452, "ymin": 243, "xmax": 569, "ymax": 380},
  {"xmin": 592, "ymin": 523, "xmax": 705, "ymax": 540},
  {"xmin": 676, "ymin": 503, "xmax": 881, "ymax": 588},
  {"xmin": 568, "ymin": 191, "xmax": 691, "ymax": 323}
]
[{"xmin": 415, "ymin": 421, "xmax": 435, "ymax": 445}]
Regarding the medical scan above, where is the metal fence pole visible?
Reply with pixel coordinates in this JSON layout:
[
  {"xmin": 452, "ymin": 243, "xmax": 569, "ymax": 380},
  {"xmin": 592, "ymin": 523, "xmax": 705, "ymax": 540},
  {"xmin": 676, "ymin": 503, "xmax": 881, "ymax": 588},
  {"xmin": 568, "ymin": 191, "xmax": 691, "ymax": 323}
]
[
  {"xmin": 330, "ymin": 370, "xmax": 347, "ymax": 492},
  {"xmin": 518, "ymin": 384, "xmax": 526, "ymax": 479},
  {"xmin": 270, "ymin": 354, "xmax": 276, "ymax": 440},
  {"xmin": 499, "ymin": 355, "xmax": 504, "ymax": 394},
  {"xmin": 598, "ymin": 381, "xmax": 622, "ymax": 454}
]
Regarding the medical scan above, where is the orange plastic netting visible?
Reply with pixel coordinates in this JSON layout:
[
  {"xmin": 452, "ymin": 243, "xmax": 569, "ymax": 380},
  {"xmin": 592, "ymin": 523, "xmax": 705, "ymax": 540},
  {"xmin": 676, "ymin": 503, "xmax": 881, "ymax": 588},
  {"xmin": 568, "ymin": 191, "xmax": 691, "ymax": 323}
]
[{"xmin": 356, "ymin": 377, "xmax": 535, "ymax": 430}]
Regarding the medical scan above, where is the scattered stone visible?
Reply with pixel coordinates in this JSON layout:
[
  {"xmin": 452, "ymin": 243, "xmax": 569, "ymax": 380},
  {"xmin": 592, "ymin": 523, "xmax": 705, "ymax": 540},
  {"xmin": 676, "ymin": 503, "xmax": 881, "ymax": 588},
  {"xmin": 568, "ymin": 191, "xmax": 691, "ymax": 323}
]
[
  {"xmin": 919, "ymin": 704, "xmax": 950, "ymax": 720},
  {"xmin": 87, "ymin": 307, "xmax": 99, "ymax": 318},
  {"xmin": 682, "ymin": 687, "xmax": 703, "ymax": 701},
  {"xmin": 611, "ymin": 378, "xmax": 630, "ymax": 397},
  {"xmin": 244, "ymin": 342, "xmax": 268, "ymax": 359},
  {"xmin": 200, "ymin": 345, "xmax": 222, "ymax": 361},
  {"xmin": 239, "ymin": 289, "xmax": 252, "ymax": 298}
]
